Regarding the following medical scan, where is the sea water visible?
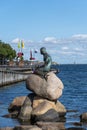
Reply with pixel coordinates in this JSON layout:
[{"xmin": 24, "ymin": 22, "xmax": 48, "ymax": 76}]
[{"xmin": 0, "ymin": 64, "xmax": 87, "ymax": 129}]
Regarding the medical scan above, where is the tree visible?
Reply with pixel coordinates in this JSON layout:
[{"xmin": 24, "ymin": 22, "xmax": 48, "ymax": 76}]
[{"xmin": 0, "ymin": 40, "xmax": 16, "ymax": 64}]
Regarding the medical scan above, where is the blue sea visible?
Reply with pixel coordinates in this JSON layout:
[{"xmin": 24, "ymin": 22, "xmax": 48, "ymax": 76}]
[{"xmin": 0, "ymin": 64, "xmax": 87, "ymax": 129}]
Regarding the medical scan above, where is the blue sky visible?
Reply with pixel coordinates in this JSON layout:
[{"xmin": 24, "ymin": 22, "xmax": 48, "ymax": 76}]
[{"xmin": 0, "ymin": 0, "xmax": 87, "ymax": 64}]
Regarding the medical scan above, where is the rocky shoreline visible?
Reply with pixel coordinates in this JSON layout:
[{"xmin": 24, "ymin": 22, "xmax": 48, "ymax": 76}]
[{"xmin": 1, "ymin": 72, "xmax": 87, "ymax": 130}]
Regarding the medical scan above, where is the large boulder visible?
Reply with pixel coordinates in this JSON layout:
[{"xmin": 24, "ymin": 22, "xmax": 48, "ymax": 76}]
[
  {"xmin": 56, "ymin": 101, "xmax": 66, "ymax": 116},
  {"xmin": 31, "ymin": 96, "xmax": 66, "ymax": 123},
  {"xmin": 31, "ymin": 109, "xmax": 59, "ymax": 123},
  {"xmin": 32, "ymin": 96, "xmax": 66, "ymax": 116},
  {"xmin": 16, "ymin": 95, "xmax": 66, "ymax": 123},
  {"xmin": 8, "ymin": 96, "xmax": 26, "ymax": 112},
  {"xmin": 26, "ymin": 72, "xmax": 64, "ymax": 101},
  {"xmin": 36, "ymin": 122, "xmax": 65, "ymax": 130},
  {"xmin": 18, "ymin": 94, "xmax": 35, "ymax": 123},
  {"xmin": 32, "ymin": 96, "xmax": 57, "ymax": 115},
  {"xmin": 7, "ymin": 94, "xmax": 66, "ymax": 124}
]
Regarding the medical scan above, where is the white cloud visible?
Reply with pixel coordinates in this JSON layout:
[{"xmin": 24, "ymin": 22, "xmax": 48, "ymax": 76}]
[
  {"xmin": 43, "ymin": 34, "xmax": 87, "ymax": 45},
  {"xmin": 74, "ymin": 48, "xmax": 82, "ymax": 51},
  {"xmin": 43, "ymin": 37, "xmax": 59, "ymax": 43},
  {"xmin": 58, "ymin": 51, "xmax": 76, "ymax": 55},
  {"xmin": 72, "ymin": 34, "xmax": 87, "ymax": 40},
  {"xmin": 11, "ymin": 38, "xmax": 20, "ymax": 43},
  {"xmin": 27, "ymin": 40, "xmax": 34, "ymax": 43},
  {"xmin": 61, "ymin": 46, "xmax": 69, "ymax": 50}
]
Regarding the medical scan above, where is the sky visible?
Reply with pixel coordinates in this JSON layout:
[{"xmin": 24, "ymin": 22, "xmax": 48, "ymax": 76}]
[{"xmin": 0, "ymin": 0, "xmax": 87, "ymax": 64}]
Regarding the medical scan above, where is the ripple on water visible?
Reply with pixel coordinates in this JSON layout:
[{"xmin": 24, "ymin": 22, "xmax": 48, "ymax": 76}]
[{"xmin": 0, "ymin": 64, "xmax": 87, "ymax": 129}]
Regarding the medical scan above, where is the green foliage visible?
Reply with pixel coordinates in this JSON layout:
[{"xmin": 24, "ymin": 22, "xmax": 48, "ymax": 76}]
[{"xmin": 0, "ymin": 40, "xmax": 16, "ymax": 61}]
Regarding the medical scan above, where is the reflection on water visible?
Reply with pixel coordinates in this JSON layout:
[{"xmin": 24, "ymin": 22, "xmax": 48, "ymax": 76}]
[{"xmin": 0, "ymin": 82, "xmax": 29, "ymax": 127}]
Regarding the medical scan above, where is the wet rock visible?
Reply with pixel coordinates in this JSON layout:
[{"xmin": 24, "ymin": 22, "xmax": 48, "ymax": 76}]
[
  {"xmin": 0, "ymin": 127, "xmax": 13, "ymax": 130},
  {"xmin": 66, "ymin": 127, "xmax": 85, "ymax": 130},
  {"xmin": 18, "ymin": 105, "xmax": 32, "ymax": 123},
  {"xmin": 14, "ymin": 125, "xmax": 42, "ymax": 130},
  {"xmin": 56, "ymin": 101, "xmax": 66, "ymax": 116},
  {"xmin": 36, "ymin": 121, "xmax": 65, "ymax": 130},
  {"xmin": 80, "ymin": 112, "xmax": 87, "ymax": 122},
  {"xmin": 32, "ymin": 96, "xmax": 57, "ymax": 115},
  {"xmin": 73, "ymin": 122, "xmax": 82, "ymax": 126},
  {"xmin": 8, "ymin": 96, "xmax": 26, "ymax": 112},
  {"xmin": 18, "ymin": 94, "xmax": 35, "ymax": 123},
  {"xmin": 7, "ymin": 94, "xmax": 66, "ymax": 124},
  {"xmin": 31, "ymin": 109, "xmax": 59, "ymax": 123},
  {"xmin": 2, "ymin": 111, "xmax": 18, "ymax": 118},
  {"xmin": 32, "ymin": 96, "xmax": 66, "ymax": 117},
  {"xmin": 26, "ymin": 72, "xmax": 64, "ymax": 101}
]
